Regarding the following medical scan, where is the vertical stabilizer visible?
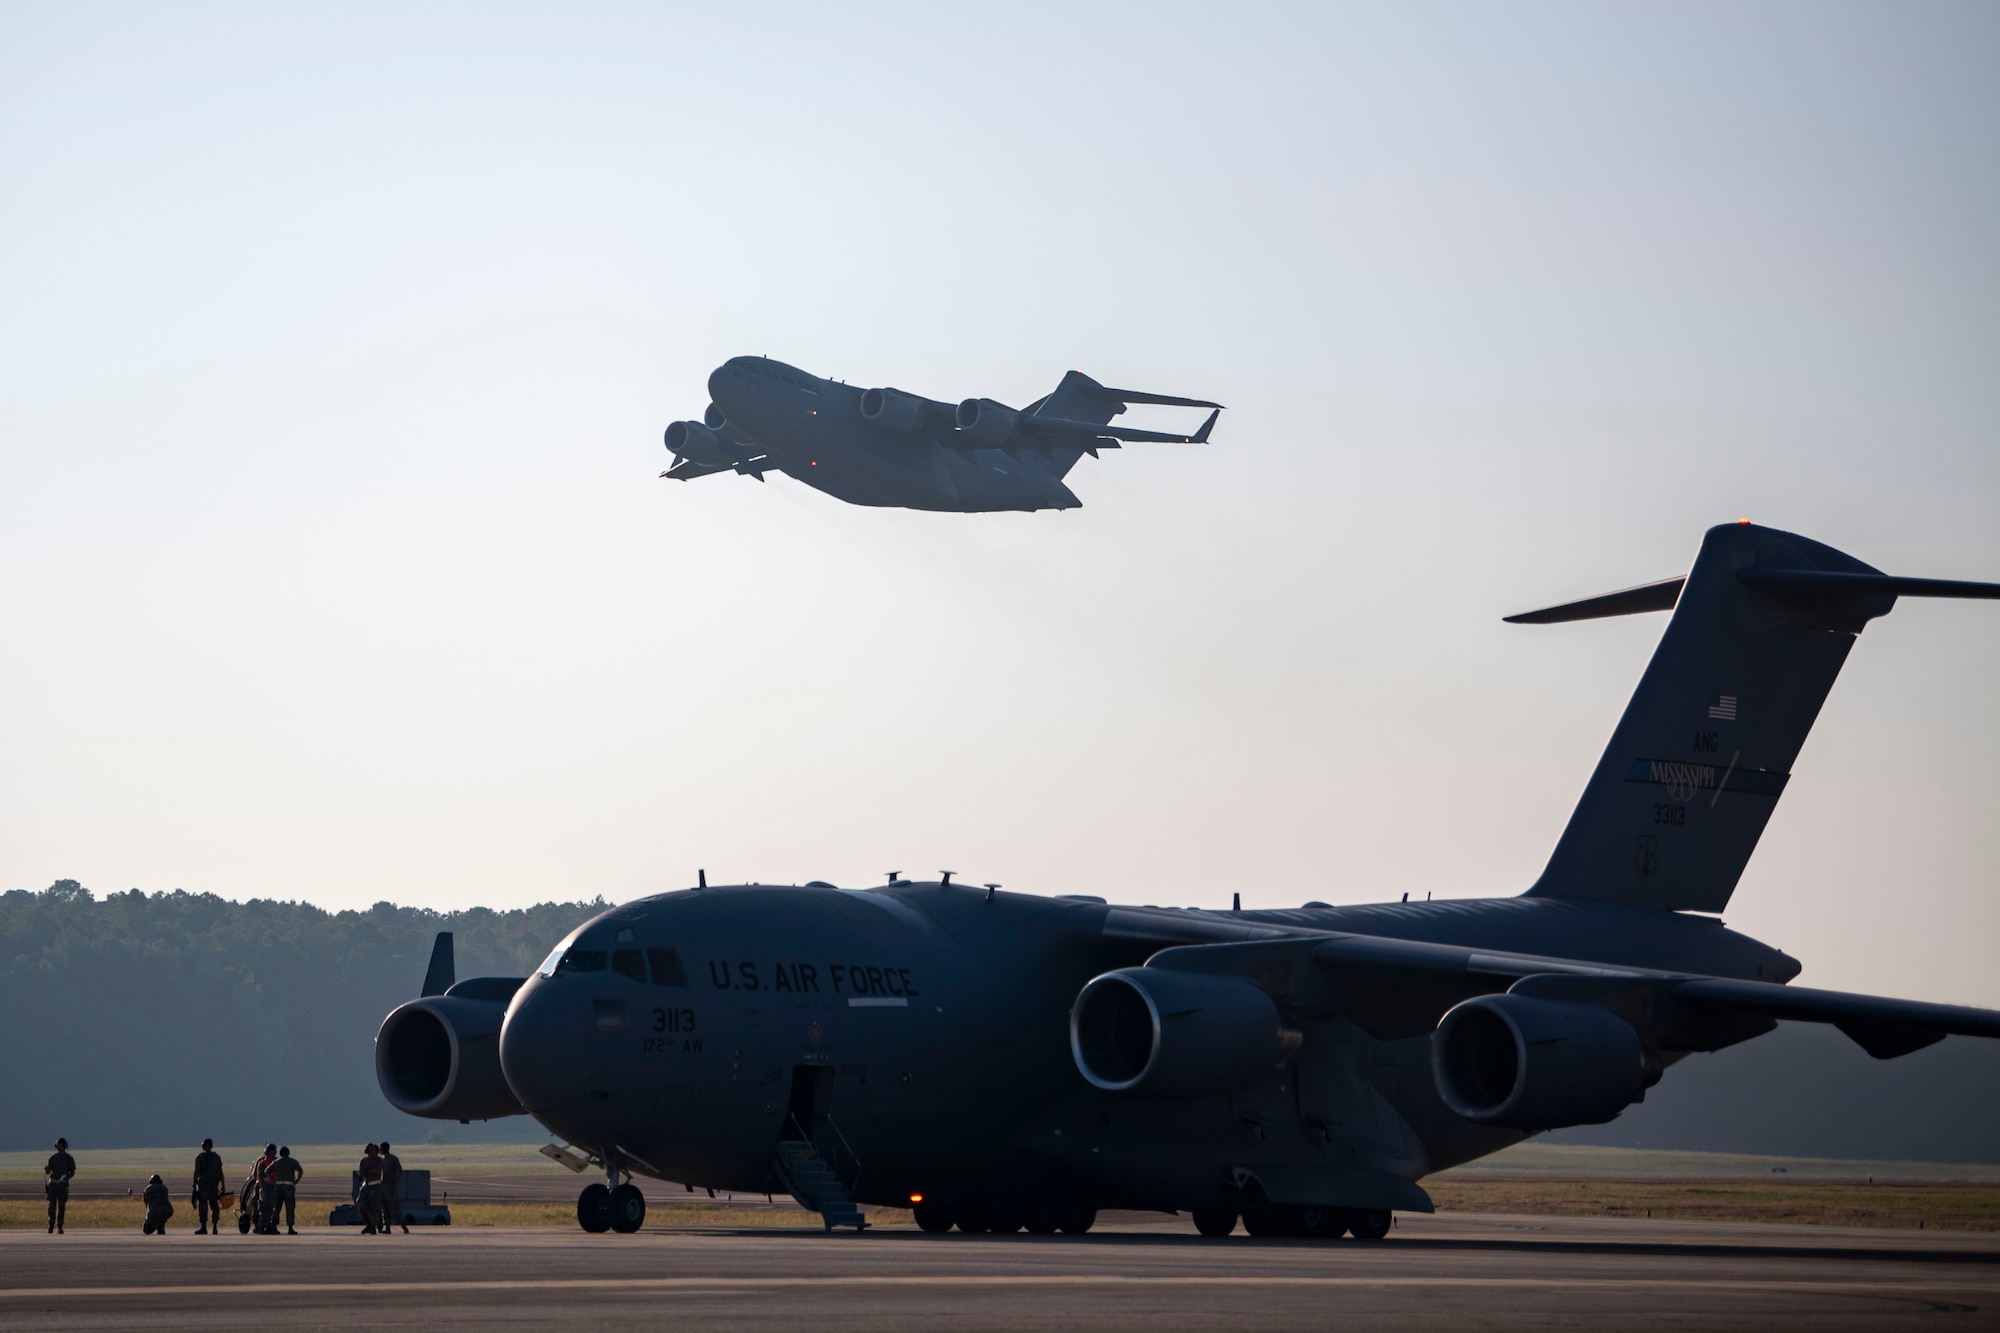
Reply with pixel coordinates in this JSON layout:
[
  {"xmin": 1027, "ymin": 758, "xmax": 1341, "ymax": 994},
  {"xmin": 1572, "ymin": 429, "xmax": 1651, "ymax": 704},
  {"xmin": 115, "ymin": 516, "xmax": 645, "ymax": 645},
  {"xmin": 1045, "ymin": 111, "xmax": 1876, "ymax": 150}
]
[
  {"xmin": 421, "ymin": 931, "xmax": 455, "ymax": 997},
  {"xmin": 1522, "ymin": 523, "xmax": 1895, "ymax": 912}
]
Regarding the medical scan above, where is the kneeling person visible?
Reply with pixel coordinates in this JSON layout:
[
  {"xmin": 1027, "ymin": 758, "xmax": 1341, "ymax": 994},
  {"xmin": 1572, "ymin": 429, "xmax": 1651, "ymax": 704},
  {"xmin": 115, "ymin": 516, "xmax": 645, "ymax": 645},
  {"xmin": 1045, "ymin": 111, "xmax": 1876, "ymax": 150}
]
[{"xmin": 142, "ymin": 1174, "xmax": 174, "ymax": 1234}]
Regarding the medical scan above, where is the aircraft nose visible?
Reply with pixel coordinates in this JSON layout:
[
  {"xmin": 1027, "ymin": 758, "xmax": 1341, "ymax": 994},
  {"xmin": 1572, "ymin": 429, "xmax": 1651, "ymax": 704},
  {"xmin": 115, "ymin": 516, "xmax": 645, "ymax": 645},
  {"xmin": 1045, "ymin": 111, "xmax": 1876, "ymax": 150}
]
[
  {"xmin": 498, "ymin": 978, "xmax": 579, "ymax": 1114},
  {"xmin": 707, "ymin": 357, "xmax": 754, "ymax": 406}
]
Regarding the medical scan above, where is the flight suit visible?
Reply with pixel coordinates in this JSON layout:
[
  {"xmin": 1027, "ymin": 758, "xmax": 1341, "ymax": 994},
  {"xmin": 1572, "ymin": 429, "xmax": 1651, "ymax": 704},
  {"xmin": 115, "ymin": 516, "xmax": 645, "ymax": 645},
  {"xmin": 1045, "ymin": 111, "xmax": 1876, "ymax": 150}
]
[
  {"xmin": 252, "ymin": 1154, "xmax": 279, "ymax": 1234},
  {"xmin": 193, "ymin": 1149, "xmax": 225, "ymax": 1233},
  {"xmin": 269, "ymin": 1154, "xmax": 303, "ymax": 1233},
  {"xmin": 356, "ymin": 1153, "xmax": 386, "ymax": 1235},
  {"xmin": 44, "ymin": 1150, "xmax": 75, "ymax": 1234},
  {"xmin": 380, "ymin": 1152, "xmax": 408, "ymax": 1234},
  {"xmin": 142, "ymin": 1179, "xmax": 174, "ymax": 1234}
]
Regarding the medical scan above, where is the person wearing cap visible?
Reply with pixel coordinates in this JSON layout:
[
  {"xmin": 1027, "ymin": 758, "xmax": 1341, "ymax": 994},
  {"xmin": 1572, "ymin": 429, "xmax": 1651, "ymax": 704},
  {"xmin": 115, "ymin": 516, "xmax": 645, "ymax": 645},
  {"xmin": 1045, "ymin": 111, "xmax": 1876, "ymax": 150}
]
[
  {"xmin": 378, "ymin": 1141, "xmax": 408, "ymax": 1235},
  {"xmin": 253, "ymin": 1144, "xmax": 280, "ymax": 1234},
  {"xmin": 355, "ymin": 1144, "xmax": 386, "ymax": 1235},
  {"xmin": 142, "ymin": 1173, "xmax": 175, "ymax": 1234},
  {"xmin": 268, "ymin": 1146, "xmax": 304, "ymax": 1235},
  {"xmin": 44, "ymin": 1138, "xmax": 76, "ymax": 1234},
  {"xmin": 193, "ymin": 1138, "xmax": 225, "ymax": 1235}
]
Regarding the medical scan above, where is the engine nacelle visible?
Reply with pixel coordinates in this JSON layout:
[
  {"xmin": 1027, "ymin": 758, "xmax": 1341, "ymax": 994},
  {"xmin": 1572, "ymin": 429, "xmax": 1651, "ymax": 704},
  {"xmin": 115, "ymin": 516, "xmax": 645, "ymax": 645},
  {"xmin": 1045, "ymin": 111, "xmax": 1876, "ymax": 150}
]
[
  {"xmin": 664, "ymin": 419, "xmax": 736, "ymax": 468},
  {"xmin": 858, "ymin": 386, "xmax": 926, "ymax": 433},
  {"xmin": 1431, "ymin": 994, "xmax": 1654, "ymax": 1130},
  {"xmin": 1071, "ymin": 967, "xmax": 1292, "ymax": 1099},
  {"xmin": 955, "ymin": 397, "xmax": 1019, "ymax": 444},
  {"xmin": 376, "ymin": 994, "xmax": 525, "ymax": 1121}
]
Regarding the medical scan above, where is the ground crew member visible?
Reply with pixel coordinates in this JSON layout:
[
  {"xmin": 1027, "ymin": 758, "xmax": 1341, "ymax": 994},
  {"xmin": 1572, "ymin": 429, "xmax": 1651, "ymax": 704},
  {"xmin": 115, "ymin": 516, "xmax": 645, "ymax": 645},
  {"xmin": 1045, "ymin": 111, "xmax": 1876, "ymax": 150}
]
[
  {"xmin": 45, "ymin": 1138, "xmax": 76, "ymax": 1234},
  {"xmin": 269, "ymin": 1146, "xmax": 304, "ymax": 1235},
  {"xmin": 193, "ymin": 1138, "xmax": 225, "ymax": 1235},
  {"xmin": 142, "ymin": 1173, "xmax": 174, "ymax": 1234},
  {"xmin": 356, "ymin": 1144, "xmax": 386, "ymax": 1235},
  {"xmin": 379, "ymin": 1140, "xmax": 409, "ymax": 1234},
  {"xmin": 253, "ymin": 1143, "xmax": 279, "ymax": 1234}
]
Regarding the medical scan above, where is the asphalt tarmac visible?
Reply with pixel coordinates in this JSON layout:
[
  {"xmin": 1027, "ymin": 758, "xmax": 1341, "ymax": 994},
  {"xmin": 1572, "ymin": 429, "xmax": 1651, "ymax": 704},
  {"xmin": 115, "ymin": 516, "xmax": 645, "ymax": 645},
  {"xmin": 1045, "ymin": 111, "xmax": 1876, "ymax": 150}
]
[{"xmin": 2, "ymin": 1211, "xmax": 1995, "ymax": 1330}]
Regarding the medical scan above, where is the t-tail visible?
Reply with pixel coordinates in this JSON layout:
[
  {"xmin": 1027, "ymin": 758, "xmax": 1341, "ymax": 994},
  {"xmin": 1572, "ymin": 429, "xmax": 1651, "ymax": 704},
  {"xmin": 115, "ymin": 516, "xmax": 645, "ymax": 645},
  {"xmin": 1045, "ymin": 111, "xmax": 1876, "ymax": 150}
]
[
  {"xmin": 1515, "ymin": 521, "xmax": 2000, "ymax": 913},
  {"xmin": 1022, "ymin": 371, "xmax": 1220, "ymax": 479}
]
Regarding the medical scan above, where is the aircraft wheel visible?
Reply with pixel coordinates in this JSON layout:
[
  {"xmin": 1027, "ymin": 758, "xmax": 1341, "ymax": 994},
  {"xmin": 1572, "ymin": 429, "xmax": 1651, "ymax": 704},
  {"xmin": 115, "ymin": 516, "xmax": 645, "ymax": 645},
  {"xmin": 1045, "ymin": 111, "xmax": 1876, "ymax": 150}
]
[
  {"xmin": 609, "ymin": 1183, "xmax": 646, "ymax": 1234},
  {"xmin": 1057, "ymin": 1206, "xmax": 1096, "ymax": 1235},
  {"xmin": 1024, "ymin": 1209, "xmax": 1060, "ymax": 1235},
  {"xmin": 1297, "ymin": 1206, "xmax": 1348, "ymax": 1239},
  {"xmin": 1192, "ymin": 1204, "xmax": 1237, "ymax": 1238},
  {"xmin": 1349, "ymin": 1209, "xmax": 1392, "ymax": 1240},
  {"xmin": 577, "ymin": 1183, "xmax": 612, "ymax": 1233},
  {"xmin": 912, "ymin": 1201, "xmax": 955, "ymax": 1233},
  {"xmin": 1240, "ymin": 1204, "xmax": 1291, "ymax": 1238}
]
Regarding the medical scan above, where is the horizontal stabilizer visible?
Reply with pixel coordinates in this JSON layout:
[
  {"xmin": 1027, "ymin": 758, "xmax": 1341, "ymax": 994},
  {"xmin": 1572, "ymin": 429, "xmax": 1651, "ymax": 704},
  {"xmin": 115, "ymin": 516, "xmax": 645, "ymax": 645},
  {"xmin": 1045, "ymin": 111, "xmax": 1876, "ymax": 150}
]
[
  {"xmin": 1503, "ymin": 577, "xmax": 1685, "ymax": 625},
  {"xmin": 1096, "ymin": 385, "xmax": 1223, "ymax": 410},
  {"xmin": 1738, "ymin": 569, "xmax": 2000, "ymax": 601},
  {"xmin": 1021, "ymin": 411, "xmax": 1219, "ymax": 445}
]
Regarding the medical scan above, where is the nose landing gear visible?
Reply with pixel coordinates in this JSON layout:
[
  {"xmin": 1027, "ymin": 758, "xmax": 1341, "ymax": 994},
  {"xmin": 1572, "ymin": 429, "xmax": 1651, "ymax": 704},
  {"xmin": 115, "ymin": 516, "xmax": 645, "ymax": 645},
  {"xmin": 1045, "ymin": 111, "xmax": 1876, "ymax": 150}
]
[{"xmin": 576, "ymin": 1150, "xmax": 646, "ymax": 1234}]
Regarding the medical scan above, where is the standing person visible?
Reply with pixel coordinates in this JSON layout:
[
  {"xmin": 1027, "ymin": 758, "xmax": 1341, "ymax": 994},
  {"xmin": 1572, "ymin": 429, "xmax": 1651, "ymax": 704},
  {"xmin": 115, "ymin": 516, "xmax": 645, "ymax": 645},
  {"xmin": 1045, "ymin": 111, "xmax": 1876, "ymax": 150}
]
[
  {"xmin": 378, "ymin": 1141, "xmax": 409, "ymax": 1235},
  {"xmin": 44, "ymin": 1138, "xmax": 76, "ymax": 1234},
  {"xmin": 269, "ymin": 1146, "xmax": 304, "ymax": 1235},
  {"xmin": 141, "ymin": 1174, "xmax": 174, "ymax": 1234},
  {"xmin": 193, "ymin": 1139, "xmax": 225, "ymax": 1235},
  {"xmin": 355, "ymin": 1144, "xmax": 385, "ymax": 1236},
  {"xmin": 252, "ymin": 1144, "xmax": 280, "ymax": 1232}
]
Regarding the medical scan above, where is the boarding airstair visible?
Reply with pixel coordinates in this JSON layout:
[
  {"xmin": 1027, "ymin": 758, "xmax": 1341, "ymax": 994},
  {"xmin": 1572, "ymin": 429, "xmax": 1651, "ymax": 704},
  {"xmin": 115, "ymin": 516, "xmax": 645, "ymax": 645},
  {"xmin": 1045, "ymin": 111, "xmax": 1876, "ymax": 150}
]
[{"xmin": 772, "ymin": 1120, "xmax": 867, "ymax": 1232}]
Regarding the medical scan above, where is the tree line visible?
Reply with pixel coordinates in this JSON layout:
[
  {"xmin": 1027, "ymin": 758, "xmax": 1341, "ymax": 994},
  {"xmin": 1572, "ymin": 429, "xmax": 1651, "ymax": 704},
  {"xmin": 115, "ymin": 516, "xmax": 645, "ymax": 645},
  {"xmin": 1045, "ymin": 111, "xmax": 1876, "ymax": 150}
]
[{"xmin": 1, "ymin": 879, "xmax": 599, "ymax": 1151}]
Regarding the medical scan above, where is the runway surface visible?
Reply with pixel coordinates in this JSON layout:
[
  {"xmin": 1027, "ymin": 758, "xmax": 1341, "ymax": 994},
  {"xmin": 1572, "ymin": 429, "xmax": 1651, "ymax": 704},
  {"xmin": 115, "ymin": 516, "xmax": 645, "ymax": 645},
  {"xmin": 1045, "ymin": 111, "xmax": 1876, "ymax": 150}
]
[{"xmin": 2, "ymin": 1211, "xmax": 1995, "ymax": 1330}]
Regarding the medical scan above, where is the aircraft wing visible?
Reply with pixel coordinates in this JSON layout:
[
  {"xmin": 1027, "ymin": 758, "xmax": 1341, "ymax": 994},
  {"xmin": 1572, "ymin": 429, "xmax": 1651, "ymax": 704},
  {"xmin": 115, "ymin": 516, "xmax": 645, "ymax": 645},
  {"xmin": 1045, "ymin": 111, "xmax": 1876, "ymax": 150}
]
[{"xmin": 1127, "ymin": 925, "xmax": 2000, "ymax": 1059}]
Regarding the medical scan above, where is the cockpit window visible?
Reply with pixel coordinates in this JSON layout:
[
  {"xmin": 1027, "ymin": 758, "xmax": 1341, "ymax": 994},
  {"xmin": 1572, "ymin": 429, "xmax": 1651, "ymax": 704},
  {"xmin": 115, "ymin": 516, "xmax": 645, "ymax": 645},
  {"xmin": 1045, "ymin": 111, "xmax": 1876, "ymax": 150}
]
[
  {"xmin": 536, "ymin": 945, "xmax": 566, "ymax": 977},
  {"xmin": 611, "ymin": 949, "xmax": 647, "ymax": 983},
  {"xmin": 647, "ymin": 947, "xmax": 689, "ymax": 988},
  {"xmin": 553, "ymin": 948, "xmax": 609, "ymax": 975}
]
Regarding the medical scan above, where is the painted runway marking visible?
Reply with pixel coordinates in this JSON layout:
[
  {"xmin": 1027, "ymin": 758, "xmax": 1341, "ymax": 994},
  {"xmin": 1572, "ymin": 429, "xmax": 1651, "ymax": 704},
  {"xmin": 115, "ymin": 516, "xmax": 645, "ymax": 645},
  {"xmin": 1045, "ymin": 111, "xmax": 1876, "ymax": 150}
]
[{"xmin": 1, "ymin": 1276, "xmax": 1993, "ymax": 1299}]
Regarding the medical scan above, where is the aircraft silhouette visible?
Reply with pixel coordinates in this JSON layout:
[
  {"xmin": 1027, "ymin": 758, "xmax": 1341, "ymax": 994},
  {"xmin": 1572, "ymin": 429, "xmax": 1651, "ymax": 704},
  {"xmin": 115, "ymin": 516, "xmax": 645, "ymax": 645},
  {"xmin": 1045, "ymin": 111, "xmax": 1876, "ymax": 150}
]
[
  {"xmin": 376, "ymin": 521, "xmax": 2000, "ymax": 1238},
  {"xmin": 660, "ymin": 357, "xmax": 1221, "ymax": 512}
]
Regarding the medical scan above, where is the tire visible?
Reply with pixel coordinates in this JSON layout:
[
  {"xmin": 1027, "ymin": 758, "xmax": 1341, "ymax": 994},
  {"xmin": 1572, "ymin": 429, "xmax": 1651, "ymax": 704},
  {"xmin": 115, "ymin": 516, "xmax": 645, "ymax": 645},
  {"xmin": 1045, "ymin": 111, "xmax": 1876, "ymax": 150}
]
[
  {"xmin": 237, "ymin": 1213, "xmax": 252, "ymax": 1235},
  {"xmin": 1240, "ymin": 1205, "xmax": 1290, "ymax": 1238},
  {"xmin": 1057, "ymin": 1207, "xmax": 1096, "ymax": 1235},
  {"xmin": 434, "ymin": 1215, "xmax": 449, "ymax": 1225},
  {"xmin": 1024, "ymin": 1211, "xmax": 1059, "ymax": 1235},
  {"xmin": 1192, "ymin": 1204, "xmax": 1237, "ymax": 1238},
  {"xmin": 1298, "ymin": 1206, "xmax": 1348, "ymax": 1239},
  {"xmin": 1349, "ymin": 1209, "xmax": 1392, "ymax": 1241},
  {"xmin": 912, "ymin": 1202, "xmax": 955, "ymax": 1233},
  {"xmin": 609, "ymin": 1184, "xmax": 646, "ymax": 1234},
  {"xmin": 577, "ymin": 1183, "xmax": 612, "ymax": 1233}
]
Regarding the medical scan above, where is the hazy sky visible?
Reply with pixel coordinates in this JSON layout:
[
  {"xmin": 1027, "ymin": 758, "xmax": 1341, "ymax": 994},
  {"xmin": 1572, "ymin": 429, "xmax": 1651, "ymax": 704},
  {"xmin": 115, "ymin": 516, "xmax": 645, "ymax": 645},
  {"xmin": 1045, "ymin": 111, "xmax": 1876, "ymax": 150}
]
[{"xmin": 4, "ymin": 3, "xmax": 1996, "ymax": 1005}]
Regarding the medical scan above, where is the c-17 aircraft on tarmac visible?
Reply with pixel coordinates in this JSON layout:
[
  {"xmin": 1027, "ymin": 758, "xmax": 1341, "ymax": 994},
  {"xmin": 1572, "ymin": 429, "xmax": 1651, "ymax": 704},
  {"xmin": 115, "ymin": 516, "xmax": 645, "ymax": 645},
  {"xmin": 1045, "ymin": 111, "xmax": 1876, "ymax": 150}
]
[
  {"xmin": 659, "ymin": 356, "xmax": 1222, "ymax": 511},
  {"xmin": 377, "ymin": 521, "xmax": 2000, "ymax": 1239}
]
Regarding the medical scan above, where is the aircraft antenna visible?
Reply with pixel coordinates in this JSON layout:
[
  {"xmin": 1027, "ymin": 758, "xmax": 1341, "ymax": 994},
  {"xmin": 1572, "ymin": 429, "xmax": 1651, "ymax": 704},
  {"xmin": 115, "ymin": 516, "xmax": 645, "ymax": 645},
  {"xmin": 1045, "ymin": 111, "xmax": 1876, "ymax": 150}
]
[
  {"xmin": 886, "ymin": 870, "xmax": 901, "ymax": 884},
  {"xmin": 940, "ymin": 871, "xmax": 955, "ymax": 886},
  {"xmin": 697, "ymin": 869, "xmax": 707, "ymax": 889}
]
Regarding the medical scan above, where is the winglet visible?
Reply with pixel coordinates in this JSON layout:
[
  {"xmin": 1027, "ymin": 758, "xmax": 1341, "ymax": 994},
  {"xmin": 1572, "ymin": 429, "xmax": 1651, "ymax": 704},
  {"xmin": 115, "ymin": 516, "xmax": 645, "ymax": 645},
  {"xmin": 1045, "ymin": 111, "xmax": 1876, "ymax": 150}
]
[
  {"xmin": 421, "ymin": 932, "xmax": 454, "ymax": 997},
  {"xmin": 1190, "ymin": 408, "xmax": 1220, "ymax": 444}
]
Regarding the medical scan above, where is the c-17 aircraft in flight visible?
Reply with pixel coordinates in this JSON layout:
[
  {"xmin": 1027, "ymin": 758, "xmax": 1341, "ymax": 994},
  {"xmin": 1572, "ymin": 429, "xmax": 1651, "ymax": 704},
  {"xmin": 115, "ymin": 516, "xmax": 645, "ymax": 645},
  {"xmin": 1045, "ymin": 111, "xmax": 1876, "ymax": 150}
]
[
  {"xmin": 659, "ymin": 356, "xmax": 1222, "ymax": 512},
  {"xmin": 377, "ymin": 521, "xmax": 2000, "ymax": 1238}
]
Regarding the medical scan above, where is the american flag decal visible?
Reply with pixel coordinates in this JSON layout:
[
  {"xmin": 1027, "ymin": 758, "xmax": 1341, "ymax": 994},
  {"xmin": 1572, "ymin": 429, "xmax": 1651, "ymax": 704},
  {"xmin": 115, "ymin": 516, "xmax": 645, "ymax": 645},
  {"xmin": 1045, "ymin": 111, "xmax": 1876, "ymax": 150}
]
[{"xmin": 1708, "ymin": 694, "xmax": 1738, "ymax": 721}]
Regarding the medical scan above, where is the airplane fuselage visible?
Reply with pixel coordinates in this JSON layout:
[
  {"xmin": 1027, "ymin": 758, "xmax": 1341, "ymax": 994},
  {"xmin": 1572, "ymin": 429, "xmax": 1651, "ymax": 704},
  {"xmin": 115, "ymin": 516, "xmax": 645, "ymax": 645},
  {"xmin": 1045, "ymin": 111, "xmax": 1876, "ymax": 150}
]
[
  {"xmin": 491, "ymin": 882, "xmax": 1796, "ymax": 1215},
  {"xmin": 705, "ymin": 358, "xmax": 1087, "ymax": 512}
]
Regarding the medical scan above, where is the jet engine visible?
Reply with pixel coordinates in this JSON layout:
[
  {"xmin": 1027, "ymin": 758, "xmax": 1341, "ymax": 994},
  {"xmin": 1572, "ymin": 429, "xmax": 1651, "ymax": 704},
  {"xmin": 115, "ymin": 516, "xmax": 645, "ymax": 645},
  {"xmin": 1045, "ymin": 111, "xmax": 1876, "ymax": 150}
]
[
  {"xmin": 1431, "ymin": 993, "xmax": 1656, "ymax": 1131},
  {"xmin": 702, "ymin": 402, "xmax": 729, "ymax": 430},
  {"xmin": 858, "ymin": 386, "xmax": 926, "ymax": 433},
  {"xmin": 663, "ymin": 419, "xmax": 737, "ymax": 468},
  {"xmin": 955, "ymin": 397, "xmax": 1019, "ymax": 445},
  {"xmin": 1071, "ymin": 967, "xmax": 1295, "ymax": 1099},
  {"xmin": 376, "ymin": 994, "xmax": 525, "ymax": 1121}
]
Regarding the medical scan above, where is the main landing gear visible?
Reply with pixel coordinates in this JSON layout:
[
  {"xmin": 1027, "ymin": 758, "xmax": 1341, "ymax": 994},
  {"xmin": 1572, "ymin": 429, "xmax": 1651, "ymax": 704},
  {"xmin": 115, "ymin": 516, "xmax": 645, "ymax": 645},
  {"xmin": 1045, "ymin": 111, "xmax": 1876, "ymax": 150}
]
[
  {"xmin": 1201, "ymin": 1204, "xmax": 1394, "ymax": 1239},
  {"xmin": 577, "ymin": 1153, "xmax": 646, "ymax": 1234}
]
